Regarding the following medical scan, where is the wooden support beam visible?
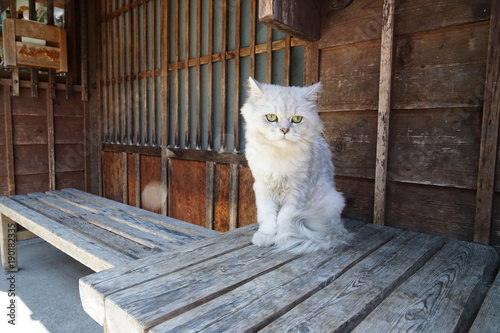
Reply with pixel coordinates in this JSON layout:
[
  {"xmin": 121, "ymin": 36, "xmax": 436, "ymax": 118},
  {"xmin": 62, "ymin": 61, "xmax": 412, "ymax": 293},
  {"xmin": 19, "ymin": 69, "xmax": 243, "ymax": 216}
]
[
  {"xmin": 474, "ymin": 0, "xmax": 500, "ymax": 245},
  {"xmin": 373, "ymin": 0, "xmax": 395, "ymax": 226},
  {"xmin": 46, "ymin": 88, "xmax": 56, "ymax": 190},
  {"xmin": 3, "ymin": 86, "xmax": 15, "ymax": 197},
  {"xmin": 160, "ymin": 0, "xmax": 169, "ymax": 215}
]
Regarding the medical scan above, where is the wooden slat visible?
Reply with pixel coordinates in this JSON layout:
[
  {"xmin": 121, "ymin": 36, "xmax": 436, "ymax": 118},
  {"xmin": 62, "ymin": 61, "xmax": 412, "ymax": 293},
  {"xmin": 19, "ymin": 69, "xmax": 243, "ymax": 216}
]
[
  {"xmin": 101, "ymin": 223, "xmax": 396, "ymax": 333},
  {"xmin": 31, "ymin": 192, "xmax": 179, "ymax": 250},
  {"xmin": 3, "ymin": 86, "xmax": 15, "ymax": 196},
  {"xmin": 160, "ymin": 0, "xmax": 169, "ymax": 215},
  {"xmin": 133, "ymin": 0, "xmax": 140, "ymax": 145},
  {"xmin": 228, "ymin": 163, "xmax": 239, "ymax": 230},
  {"xmin": 63, "ymin": 188, "xmax": 218, "ymax": 238},
  {"xmin": 46, "ymin": 88, "xmax": 56, "ymax": 190},
  {"xmin": 12, "ymin": 195, "xmax": 154, "ymax": 259},
  {"xmin": 261, "ymin": 232, "xmax": 444, "ymax": 332},
  {"xmin": 141, "ymin": 0, "xmax": 148, "ymax": 146},
  {"xmin": 373, "ymin": 0, "xmax": 395, "ymax": 225},
  {"xmin": 233, "ymin": 0, "xmax": 241, "ymax": 151},
  {"xmin": 80, "ymin": 0, "xmax": 89, "ymax": 101},
  {"xmin": 101, "ymin": 0, "xmax": 109, "ymax": 143},
  {"xmin": 173, "ymin": 0, "xmax": 180, "ymax": 148},
  {"xmin": 0, "ymin": 197, "xmax": 132, "ymax": 271},
  {"xmin": 80, "ymin": 224, "xmax": 252, "ymax": 325},
  {"xmin": 470, "ymin": 271, "xmax": 500, "ymax": 333},
  {"xmin": 195, "ymin": 0, "xmax": 202, "ymax": 149},
  {"xmin": 219, "ymin": 0, "xmax": 228, "ymax": 151},
  {"xmin": 352, "ymin": 241, "xmax": 499, "ymax": 332},
  {"xmin": 205, "ymin": 161, "xmax": 215, "ymax": 230},
  {"xmin": 474, "ymin": 0, "xmax": 500, "ymax": 244},
  {"xmin": 29, "ymin": 0, "xmax": 39, "ymax": 98},
  {"xmin": 183, "ymin": 0, "xmax": 190, "ymax": 149},
  {"xmin": 207, "ymin": 0, "xmax": 214, "ymax": 150}
]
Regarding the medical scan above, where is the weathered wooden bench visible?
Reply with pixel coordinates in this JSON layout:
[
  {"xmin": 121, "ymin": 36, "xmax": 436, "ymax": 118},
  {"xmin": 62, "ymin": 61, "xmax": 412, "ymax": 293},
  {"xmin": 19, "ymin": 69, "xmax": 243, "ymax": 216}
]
[
  {"xmin": 80, "ymin": 220, "xmax": 500, "ymax": 333},
  {"xmin": 0, "ymin": 188, "xmax": 219, "ymax": 272}
]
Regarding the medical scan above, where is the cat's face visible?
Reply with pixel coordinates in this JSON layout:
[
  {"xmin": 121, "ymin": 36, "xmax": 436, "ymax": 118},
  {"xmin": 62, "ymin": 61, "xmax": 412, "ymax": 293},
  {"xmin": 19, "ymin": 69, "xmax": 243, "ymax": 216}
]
[{"xmin": 241, "ymin": 78, "xmax": 324, "ymax": 148}]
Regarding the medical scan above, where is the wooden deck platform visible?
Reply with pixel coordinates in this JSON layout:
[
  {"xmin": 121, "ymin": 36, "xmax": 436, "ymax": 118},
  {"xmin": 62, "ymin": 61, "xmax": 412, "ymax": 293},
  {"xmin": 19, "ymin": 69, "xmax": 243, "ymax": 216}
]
[{"xmin": 80, "ymin": 220, "xmax": 500, "ymax": 333}]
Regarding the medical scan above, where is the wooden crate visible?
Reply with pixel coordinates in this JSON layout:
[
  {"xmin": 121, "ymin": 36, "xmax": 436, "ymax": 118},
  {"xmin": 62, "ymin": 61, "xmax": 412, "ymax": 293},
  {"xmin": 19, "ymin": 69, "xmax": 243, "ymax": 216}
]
[{"xmin": 2, "ymin": 18, "xmax": 67, "ymax": 72}]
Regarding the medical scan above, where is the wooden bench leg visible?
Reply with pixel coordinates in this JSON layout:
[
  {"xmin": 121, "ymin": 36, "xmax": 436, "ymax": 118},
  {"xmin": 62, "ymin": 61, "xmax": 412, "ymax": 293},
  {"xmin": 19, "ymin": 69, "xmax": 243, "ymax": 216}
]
[{"xmin": 0, "ymin": 214, "xmax": 18, "ymax": 272}]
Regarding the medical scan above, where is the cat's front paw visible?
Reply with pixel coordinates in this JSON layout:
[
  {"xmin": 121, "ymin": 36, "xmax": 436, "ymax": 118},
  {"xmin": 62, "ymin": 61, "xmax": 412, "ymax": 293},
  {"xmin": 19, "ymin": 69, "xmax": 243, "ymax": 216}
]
[{"xmin": 252, "ymin": 230, "xmax": 276, "ymax": 247}]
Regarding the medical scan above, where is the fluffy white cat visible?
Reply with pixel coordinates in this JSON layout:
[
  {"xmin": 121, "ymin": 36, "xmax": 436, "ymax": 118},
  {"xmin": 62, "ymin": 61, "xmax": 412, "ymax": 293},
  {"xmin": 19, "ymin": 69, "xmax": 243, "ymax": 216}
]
[{"xmin": 241, "ymin": 77, "xmax": 346, "ymax": 254}]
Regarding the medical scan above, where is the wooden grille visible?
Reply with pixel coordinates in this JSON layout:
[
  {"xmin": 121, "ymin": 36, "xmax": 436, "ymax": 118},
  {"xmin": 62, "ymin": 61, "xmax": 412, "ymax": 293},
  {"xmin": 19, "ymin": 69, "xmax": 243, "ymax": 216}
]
[{"xmin": 99, "ymin": 0, "xmax": 306, "ymax": 152}]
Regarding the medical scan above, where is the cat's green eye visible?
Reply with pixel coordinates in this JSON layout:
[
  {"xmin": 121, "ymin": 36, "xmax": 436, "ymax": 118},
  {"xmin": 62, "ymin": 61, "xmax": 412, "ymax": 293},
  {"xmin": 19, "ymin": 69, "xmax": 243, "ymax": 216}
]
[
  {"xmin": 291, "ymin": 115, "xmax": 303, "ymax": 123},
  {"xmin": 265, "ymin": 114, "xmax": 278, "ymax": 122}
]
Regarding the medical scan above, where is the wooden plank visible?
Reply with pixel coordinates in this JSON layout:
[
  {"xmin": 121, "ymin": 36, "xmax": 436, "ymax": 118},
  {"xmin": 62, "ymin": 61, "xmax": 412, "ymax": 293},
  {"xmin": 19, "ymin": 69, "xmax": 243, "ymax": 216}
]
[
  {"xmin": 80, "ymin": 225, "xmax": 253, "ymax": 325},
  {"xmin": 237, "ymin": 165, "xmax": 257, "ymax": 228},
  {"xmin": 149, "ymin": 223, "xmax": 398, "ymax": 333},
  {"xmin": 160, "ymin": 0, "xmax": 169, "ymax": 215},
  {"xmin": 205, "ymin": 161, "xmax": 215, "ymax": 229},
  {"xmin": 140, "ymin": 155, "xmax": 162, "ymax": 213},
  {"xmin": 40, "ymin": 191, "xmax": 202, "ymax": 248},
  {"xmin": 3, "ymin": 86, "xmax": 15, "ymax": 196},
  {"xmin": 11, "ymin": 195, "xmax": 155, "ymax": 259},
  {"xmin": 169, "ymin": 159, "xmax": 206, "ymax": 228},
  {"xmin": 47, "ymin": 88, "xmax": 56, "ymax": 190},
  {"xmin": 352, "ymin": 241, "xmax": 499, "ymax": 332},
  {"xmin": 102, "ymin": 151, "xmax": 125, "ymax": 201},
  {"xmin": 373, "ymin": 0, "xmax": 395, "ymax": 225},
  {"xmin": 104, "ymin": 241, "xmax": 299, "ymax": 332},
  {"xmin": 470, "ymin": 271, "xmax": 500, "ymax": 333},
  {"xmin": 183, "ymin": 0, "xmax": 190, "ymax": 149},
  {"xmin": 80, "ymin": 0, "xmax": 89, "ymax": 101},
  {"xmin": 261, "ymin": 232, "xmax": 444, "ymax": 332},
  {"xmin": 229, "ymin": 164, "xmax": 239, "ymax": 230},
  {"xmin": 387, "ymin": 182, "xmax": 476, "ymax": 241},
  {"xmin": 62, "ymin": 188, "xmax": 218, "ymax": 238},
  {"xmin": 474, "ymin": 0, "xmax": 500, "ymax": 244},
  {"xmin": 214, "ymin": 163, "xmax": 230, "ymax": 232},
  {"xmin": 0, "ymin": 197, "xmax": 131, "ymax": 272}
]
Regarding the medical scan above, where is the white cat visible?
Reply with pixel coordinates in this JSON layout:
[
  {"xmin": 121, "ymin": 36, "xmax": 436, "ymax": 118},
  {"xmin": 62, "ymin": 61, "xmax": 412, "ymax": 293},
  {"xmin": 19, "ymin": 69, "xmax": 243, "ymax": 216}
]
[{"xmin": 241, "ymin": 77, "xmax": 346, "ymax": 254}]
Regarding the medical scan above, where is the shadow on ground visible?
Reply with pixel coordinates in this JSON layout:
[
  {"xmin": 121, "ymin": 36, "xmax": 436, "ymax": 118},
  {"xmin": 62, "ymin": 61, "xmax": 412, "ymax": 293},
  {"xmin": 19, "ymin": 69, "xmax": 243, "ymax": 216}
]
[{"xmin": 1, "ymin": 238, "xmax": 101, "ymax": 333}]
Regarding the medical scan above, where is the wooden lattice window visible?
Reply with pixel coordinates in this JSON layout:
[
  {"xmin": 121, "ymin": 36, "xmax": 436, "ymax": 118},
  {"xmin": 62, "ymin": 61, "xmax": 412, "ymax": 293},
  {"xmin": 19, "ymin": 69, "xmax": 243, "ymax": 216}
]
[{"xmin": 99, "ymin": 0, "xmax": 307, "ymax": 152}]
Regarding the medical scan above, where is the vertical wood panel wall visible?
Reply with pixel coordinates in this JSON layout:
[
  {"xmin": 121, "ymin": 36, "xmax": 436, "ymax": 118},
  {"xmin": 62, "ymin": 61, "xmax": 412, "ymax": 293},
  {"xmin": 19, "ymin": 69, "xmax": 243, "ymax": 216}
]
[
  {"xmin": 0, "ymin": 0, "xmax": 89, "ymax": 199},
  {"xmin": 98, "ymin": 0, "xmax": 310, "ymax": 232},
  {"xmin": 320, "ymin": 0, "xmax": 499, "ymax": 251}
]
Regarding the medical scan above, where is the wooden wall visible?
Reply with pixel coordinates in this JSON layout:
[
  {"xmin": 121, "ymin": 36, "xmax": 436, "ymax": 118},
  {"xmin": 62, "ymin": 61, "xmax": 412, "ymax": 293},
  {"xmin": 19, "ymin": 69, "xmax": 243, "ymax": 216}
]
[
  {"xmin": 0, "ymin": 81, "xmax": 89, "ymax": 197},
  {"xmin": 0, "ymin": 0, "xmax": 90, "ymax": 199},
  {"xmin": 95, "ymin": 0, "xmax": 500, "ymax": 252},
  {"xmin": 319, "ymin": 0, "xmax": 499, "ymax": 251}
]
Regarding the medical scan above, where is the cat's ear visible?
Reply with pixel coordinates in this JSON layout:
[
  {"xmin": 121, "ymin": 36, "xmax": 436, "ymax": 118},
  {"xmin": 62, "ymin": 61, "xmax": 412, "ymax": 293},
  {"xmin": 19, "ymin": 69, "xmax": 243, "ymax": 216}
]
[
  {"xmin": 248, "ymin": 77, "xmax": 264, "ymax": 97},
  {"xmin": 305, "ymin": 82, "xmax": 322, "ymax": 102}
]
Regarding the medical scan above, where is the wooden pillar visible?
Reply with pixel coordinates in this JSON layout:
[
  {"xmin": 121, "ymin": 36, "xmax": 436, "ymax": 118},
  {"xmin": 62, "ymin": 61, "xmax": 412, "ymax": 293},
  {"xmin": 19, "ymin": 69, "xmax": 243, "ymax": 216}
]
[
  {"xmin": 373, "ymin": 0, "xmax": 395, "ymax": 225},
  {"xmin": 474, "ymin": 0, "xmax": 500, "ymax": 245}
]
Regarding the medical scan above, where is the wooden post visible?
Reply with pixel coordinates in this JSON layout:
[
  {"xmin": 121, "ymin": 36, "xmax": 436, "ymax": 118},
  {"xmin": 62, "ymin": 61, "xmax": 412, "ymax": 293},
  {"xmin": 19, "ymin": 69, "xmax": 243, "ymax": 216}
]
[
  {"xmin": 373, "ymin": 0, "xmax": 395, "ymax": 226},
  {"xmin": 3, "ymin": 86, "xmax": 15, "ymax": 196},
  {"xmin": 474, "ymin": 0, "xmax": 500, "ymax": 245}
]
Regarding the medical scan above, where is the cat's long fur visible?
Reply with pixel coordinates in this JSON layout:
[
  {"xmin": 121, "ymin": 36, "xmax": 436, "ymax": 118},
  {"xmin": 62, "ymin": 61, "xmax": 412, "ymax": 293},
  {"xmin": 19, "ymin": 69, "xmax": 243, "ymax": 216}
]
[{"xmin": 241, "ymin": 77, "xmax": 346, "ymax": 254}]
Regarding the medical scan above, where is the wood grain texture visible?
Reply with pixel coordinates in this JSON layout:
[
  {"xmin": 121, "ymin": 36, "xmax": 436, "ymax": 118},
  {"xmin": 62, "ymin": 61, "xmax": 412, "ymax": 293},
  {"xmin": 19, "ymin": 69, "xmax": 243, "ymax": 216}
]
[
  {"xmin": 237, "ymin": 166, "xmax": 257, "ymax": 228},
  {"xmin": 168, "ymin": 159, "xmax": 206, "ymax": 227},
  {"xmin": 474, "ymin": 0, "xmax": 500, "ymax": 244},
  {"xmin": 374, "ymin": 0, "xmax": 396, "ymax": 225},
  {"xmin": 214, "ymin": 163, "xmax": 230, "ymax": 232},
  {"xmin": 101, "ymin": 151, "xmax": 125, "ymax": 202},
  {"xmin": 262, "ymin": 232, "xmax": 444, "ymax": 332},
  {"xmin": 352, "ymin": 241, "xmax": 498, "ymax": 333},
  {"xmin": 470, "ymin": 271, "xmax": 500, "ymax": 333}
]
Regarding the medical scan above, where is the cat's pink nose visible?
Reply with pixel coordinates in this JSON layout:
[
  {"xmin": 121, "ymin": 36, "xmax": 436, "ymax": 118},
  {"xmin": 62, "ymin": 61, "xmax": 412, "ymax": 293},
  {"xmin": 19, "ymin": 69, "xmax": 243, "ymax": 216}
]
[{"xmin": 281, "ymin": 128, "xmax": 289, "ymax": 134}]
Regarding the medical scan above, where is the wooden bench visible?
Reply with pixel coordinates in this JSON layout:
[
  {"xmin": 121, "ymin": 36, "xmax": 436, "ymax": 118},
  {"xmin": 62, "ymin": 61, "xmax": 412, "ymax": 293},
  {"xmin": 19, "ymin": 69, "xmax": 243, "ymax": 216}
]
[
  {"xmin": 0, "ymin": 188, "xmax": 219, "ymax": 272},
  {"xmin": 80, "ymin": 220, "xmax": 500, "ymax": 333}
]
